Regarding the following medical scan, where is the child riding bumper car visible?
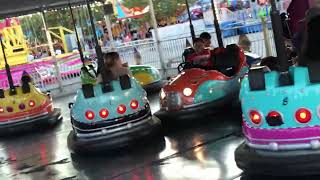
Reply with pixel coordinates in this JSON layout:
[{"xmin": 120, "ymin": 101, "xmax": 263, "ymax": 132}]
[
  {"xmin": 155, "ymin": 44, "xmax": 248, "ymax": 122},
  {"xmin": 0, "ymin": 72, "xmax": 62, "ymax": 135},
  {"xmin": 68, "ymin": 52, "xmax": 162, "ymax": 154}
]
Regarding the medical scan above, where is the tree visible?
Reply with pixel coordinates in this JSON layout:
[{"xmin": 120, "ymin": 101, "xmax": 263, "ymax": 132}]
[{"xmin": 17, "ymin": 0, "xmax": 199, "ymax": 44}]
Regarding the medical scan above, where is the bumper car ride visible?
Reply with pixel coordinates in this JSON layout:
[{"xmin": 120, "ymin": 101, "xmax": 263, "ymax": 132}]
[
  {"xmin": 130, "ymin": 65, "xmax": 164, "ymax": 92},
  {"xmin": 68, "ymin": 75, "xmax": 162, "ymax": 154},
  {"xmin": 0, "ymin": 83, "xmax": 62, "ymax": 135}
]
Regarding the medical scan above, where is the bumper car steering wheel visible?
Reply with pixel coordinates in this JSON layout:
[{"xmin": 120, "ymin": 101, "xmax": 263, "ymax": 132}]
[{"xmin": 178, "ymin": 62, "xmax": 208, "ymax": 73}]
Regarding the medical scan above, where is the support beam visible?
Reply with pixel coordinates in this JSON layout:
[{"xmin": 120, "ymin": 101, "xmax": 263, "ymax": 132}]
[
  {"xmin": 148, "ymin": 0, "xmax": 167, "ymax": 77},
  {"xmin": 104, "ymin": 14, "xmax": 115, "ymax": 50},
  {"xmin": 41, "ymin": 11, "xmax": 63, "ymax": 91}
]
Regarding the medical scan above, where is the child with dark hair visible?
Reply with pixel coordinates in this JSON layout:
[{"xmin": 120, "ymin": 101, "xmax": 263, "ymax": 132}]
[
  {"xmin": 186, "ymin": 38, "xmax": 212, "ymax": 68},
  {"xmin": 200, "ymin": 32, "xmax": 212, "ymax": 48},
  {"xmin": 97, "ymin": 52, "xmax": 130, "ymax": 82}
]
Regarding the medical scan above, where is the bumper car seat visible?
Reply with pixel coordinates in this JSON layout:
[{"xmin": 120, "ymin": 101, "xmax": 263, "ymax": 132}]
[{"xmin": 212, "ymin": 44, "xmax": 240, "ymax": 77}]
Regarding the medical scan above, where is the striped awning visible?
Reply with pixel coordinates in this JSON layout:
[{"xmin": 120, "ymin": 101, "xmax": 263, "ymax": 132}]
[{"xmin": 114, "ymin": 0, "xmax": 149, "ymax": 20}]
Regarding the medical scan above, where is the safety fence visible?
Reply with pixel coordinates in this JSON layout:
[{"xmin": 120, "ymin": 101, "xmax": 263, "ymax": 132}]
[{"xmin": 0, "ymin": 21, "xmax": 277, "ymax": 97}]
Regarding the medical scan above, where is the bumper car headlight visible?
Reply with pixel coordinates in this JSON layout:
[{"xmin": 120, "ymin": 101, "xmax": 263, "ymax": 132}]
[{"xmin": 183, "ymin": 88, "xmax": 192, "ymax": 97}]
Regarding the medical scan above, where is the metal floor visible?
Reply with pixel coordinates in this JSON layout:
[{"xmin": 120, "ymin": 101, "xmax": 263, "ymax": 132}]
[{"xmin": 0, "ymin": 93, "xmax": 319, "ymax": 180}]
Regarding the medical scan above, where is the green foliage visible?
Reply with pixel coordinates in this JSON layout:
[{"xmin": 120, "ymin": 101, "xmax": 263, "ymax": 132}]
[{"xmin": 17, "ymin": 0, "xmax": 198, "ymax": 43}]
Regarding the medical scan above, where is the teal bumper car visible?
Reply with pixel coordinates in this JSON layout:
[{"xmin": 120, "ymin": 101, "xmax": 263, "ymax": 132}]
[
  {"xmin": 235, "ymin": 3, "xmax": 320, "ymax": 176},
  {"xmin": 68, "ymin": 75, "xmax": 162, "ymax": 154}
]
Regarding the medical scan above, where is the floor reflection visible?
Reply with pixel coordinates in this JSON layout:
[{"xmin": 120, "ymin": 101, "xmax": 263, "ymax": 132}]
[
  {"xmin": 71, "ymin": 136, "xmax": 166, "ymax": 180},
  {"xmin": 0, "ymin": 93, "xmax": 247, "ymax": 180}
]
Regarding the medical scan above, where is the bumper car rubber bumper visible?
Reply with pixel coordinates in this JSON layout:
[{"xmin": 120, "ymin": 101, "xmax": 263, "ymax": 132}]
[
  {"xmin": 67, "ymin": 115, "xmax": 162, "ymax": 154},
  {"xmin": 142, "ymin": 80, "xmax": 165, "ymax": 92},
  {"xmin": 0, "ymin": 108, "xmax": 62, "ymax": 135},
  {"xmin": 154, "ymin": 91, "xmax": 238, "ymax": 122},
  {"xmin": 235, "ymin": 142, "xmax": 320, "ymax": 176}
]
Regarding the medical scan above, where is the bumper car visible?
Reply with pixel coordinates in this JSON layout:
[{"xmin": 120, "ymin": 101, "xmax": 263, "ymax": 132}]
[
  {"xmin": 155, "ymin": 44, "xmax": 248, "ymax": 122},
  {"xmin": 67, "ymin": 3, "xmax": 161, "ymax": 154},
  {"xmin": 235, "ymin": 3, "xmax": 320, "ymax": 176},
  {"xmin": 0, "ymin": 72, "xmax": 62, "ymax": 135},
  {"xmin": 130, "ymin": 65, "xmax": 164, "ymax": 92},
  {"xmin": 67, "ymin": 74, "xmax": 162, "ymax": 154}
]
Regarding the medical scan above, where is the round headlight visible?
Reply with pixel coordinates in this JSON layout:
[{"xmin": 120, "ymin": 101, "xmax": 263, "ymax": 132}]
[
  {"xmin": 160, "ymin": 89, "xmax": 166, "ymax": 99},
  {"xmin": 183, "ymin": 88, "xmax": 193, "ymax": 97}
]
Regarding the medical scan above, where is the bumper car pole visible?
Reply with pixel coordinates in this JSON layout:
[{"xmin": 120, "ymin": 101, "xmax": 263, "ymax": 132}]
[
  {"xmin": 210, "ymin": 0, "xmax": 224, "ymax": 48},
  {"xmin": 85, "ymin": 0, "xmax": 108, "ymax": 84},
  {"xmin": 270, "ymin": 0, "xmax": 292, "ymax": 86},
  {"xmin": 0, "ymin": 35, "xmax": 16, "ymax": 95},
  {"xmin": 185, "ymin": 0, "xmax": 196, "ymax": 42},
  {"xmin": 68, "ymin": 3, "xmax": 85, "ymax": 64}
]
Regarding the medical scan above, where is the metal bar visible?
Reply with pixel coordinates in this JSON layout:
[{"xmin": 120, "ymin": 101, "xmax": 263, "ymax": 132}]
[
  {"xmin": 210, "ymin": 0, "xmax": 224, "ymax": 48},
  {"xmin": 59, "ymin": 27, "xmax": 69, "ymax": 53},
  {"xmin": 148, "ymin": 0, "xmax": 167, "ymax": 77},
  {"xmin": 48, "ymin": 31, "xmax": 62, "ymax": 40},
  {"xmin": 270, "ymin": 0, "xmax": 292, "ymax": 85},
  {"xmin": 68, "ymin": 3, "xmax": 85, "ymax": 64},
  {"xmin": 41, "ymin": 11, "xmax": 63, "ymax": 91},
  {"xmin": 185, "ymin": 0, "xmax": 196, "ymax": 42},
  {"xmin": 85, "ymin": 0, "xmax": 106, "ymax": 83},
  {"xmin": 0, "ymin": 35, "xmax": 15, "ymax": 93}
]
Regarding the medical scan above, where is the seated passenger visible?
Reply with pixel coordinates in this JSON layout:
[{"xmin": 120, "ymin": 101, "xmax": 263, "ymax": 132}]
[
  {"xmin": 186, "ymin": 38, "xmax": 212, "ymax": 68},
  {"xmin": 260, "ymin": 56, "xmax": 279, "ymax": 71},
  {"xmin": 200, "ymin": 32, "xmax": 212, "ymax": 49},
  {"xmin": 97, "ymin": 52, "xmax": 130, "ymax": 82},
  {"xmin": 21, "ymin": 71, "xmax": 32, "ymax": 83},
  {"xmin": 299, "ymin": 8, "xmax": 320, "ymax": 66},
  {"xmin": 238, "ymin": 34, "xmax": 251, "ymax": 52}
]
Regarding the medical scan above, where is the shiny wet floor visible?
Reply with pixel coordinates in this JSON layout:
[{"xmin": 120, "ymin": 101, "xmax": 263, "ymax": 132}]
[{"xmin": 0, "ymin": 93, "xmax": 318, "ymax": 180}]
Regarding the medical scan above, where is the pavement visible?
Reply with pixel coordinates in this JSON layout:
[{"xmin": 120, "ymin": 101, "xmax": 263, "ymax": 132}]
[{"xmin": 0, "ymin": 92, "xmax": 319, "ymax": 180}]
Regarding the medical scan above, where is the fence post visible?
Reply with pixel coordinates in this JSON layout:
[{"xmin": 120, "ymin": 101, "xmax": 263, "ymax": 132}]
[
  {"xmin": 261, "ymin": 17, "xmax": 272, "ymax": 57},
  {"xmin": 148, "ymin": 0, "xmax": 167, "ymax": 77},
  {"xmin": 41, "ymin": 11, "xmax": 63, "ymax": 92}
]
